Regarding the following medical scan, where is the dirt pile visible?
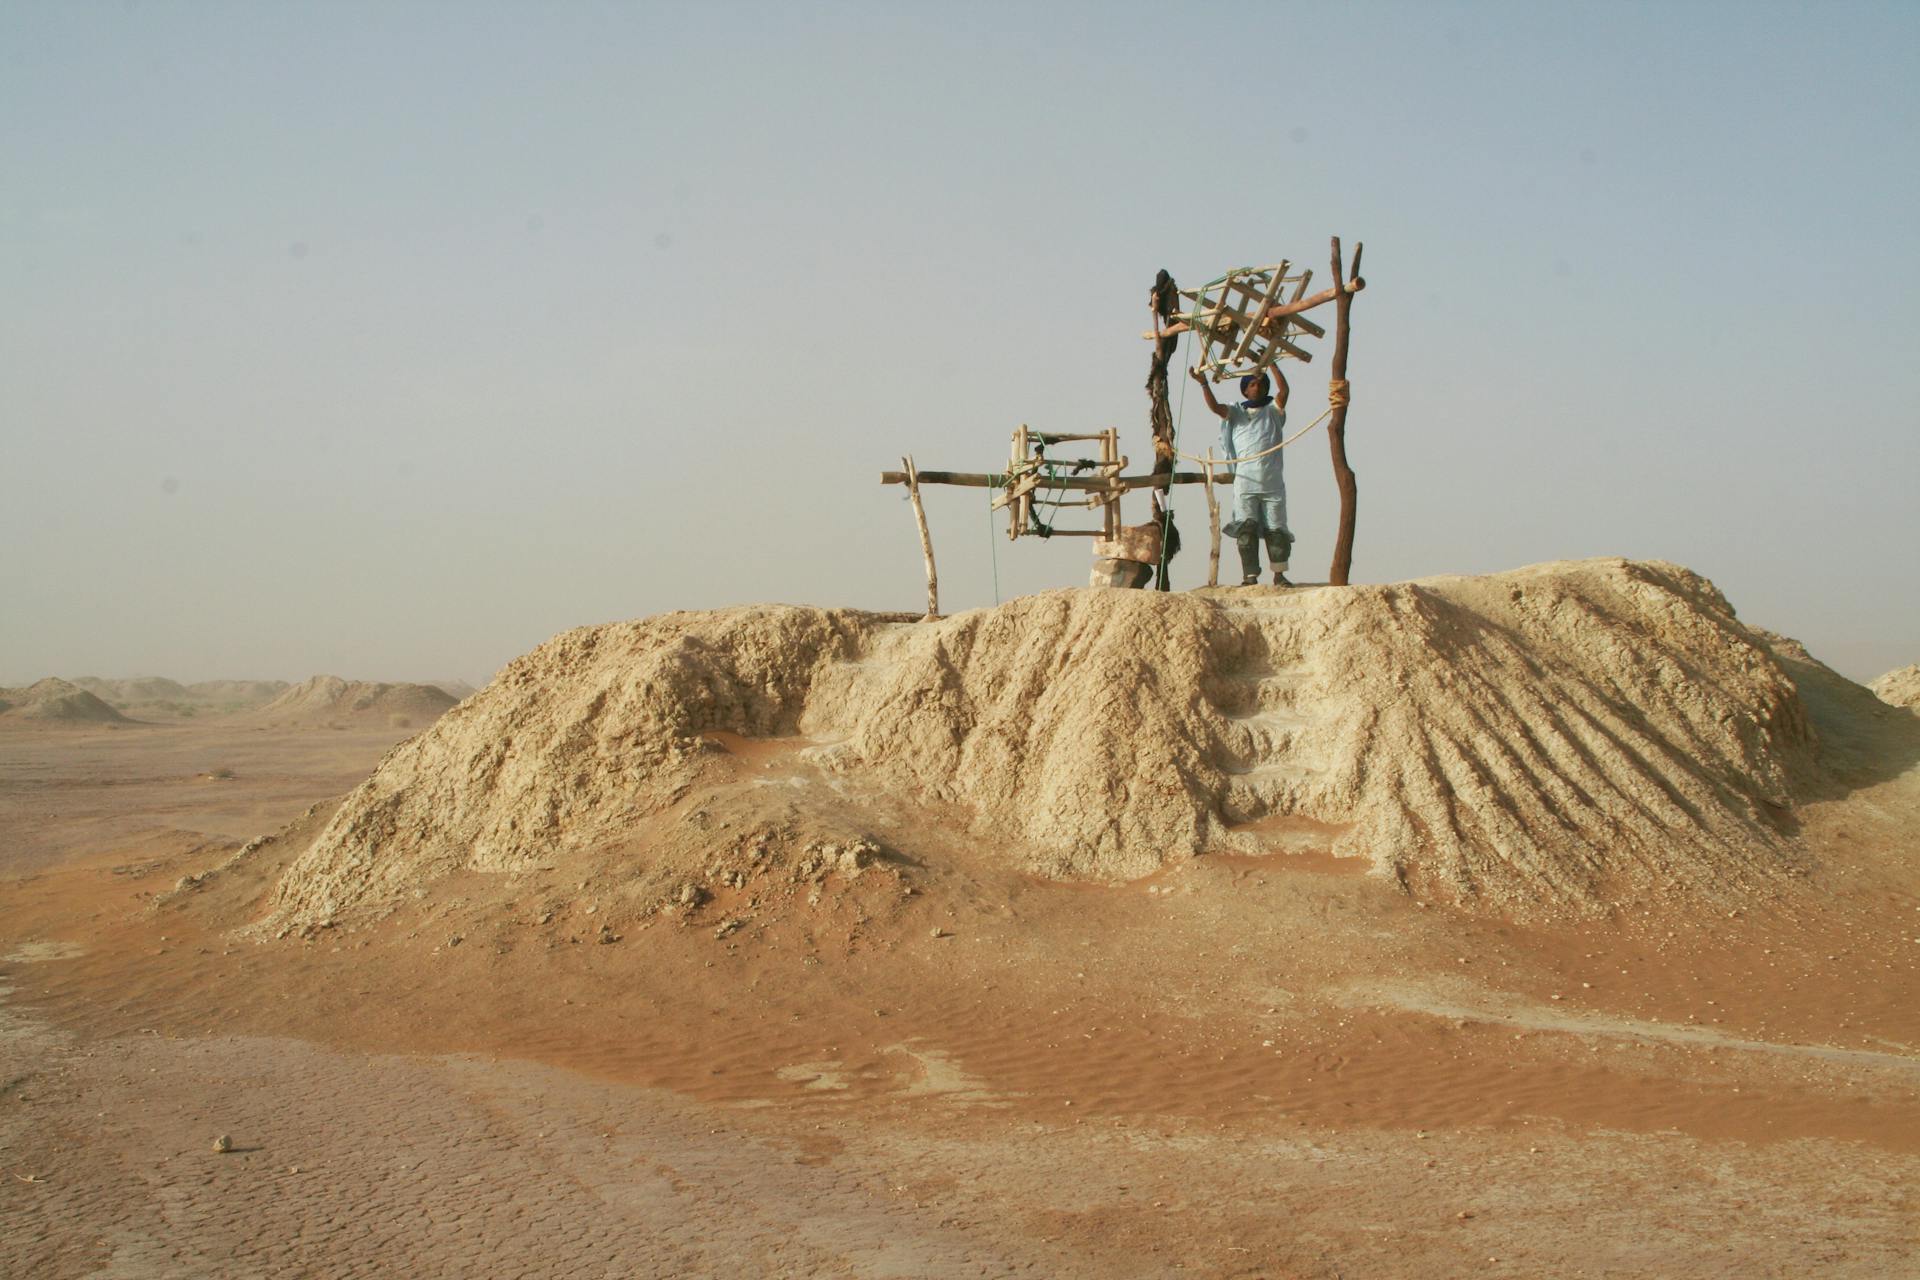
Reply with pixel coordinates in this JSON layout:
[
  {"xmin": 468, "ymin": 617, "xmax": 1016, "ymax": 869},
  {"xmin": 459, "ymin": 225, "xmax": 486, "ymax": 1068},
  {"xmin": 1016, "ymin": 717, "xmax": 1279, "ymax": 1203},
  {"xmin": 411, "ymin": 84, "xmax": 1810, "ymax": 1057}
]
[
  {"xmin": 254, "ymin": 677, "xmax": 458, "ymax": 728},
  {"xmin": 1871, "ymin": 665, "xmax": 1920, "ymax": 710},
  {"xmin": 186, "ymin": 679, "xmax": 290, "ymax": 708},
  {"xmin": 266, "ymin": 559, "xmax": 1824, "ymax": 928},
  {"xmin": 70, "ymin": 676, "xmax": 290, "ymax": 717},
  {"xmin": 72, "ymin": 676, "xmax": 192, "ymax": 705},
  {"xmin": 0, "ymin": 678, "xmax": 132, "ymax": 724}
]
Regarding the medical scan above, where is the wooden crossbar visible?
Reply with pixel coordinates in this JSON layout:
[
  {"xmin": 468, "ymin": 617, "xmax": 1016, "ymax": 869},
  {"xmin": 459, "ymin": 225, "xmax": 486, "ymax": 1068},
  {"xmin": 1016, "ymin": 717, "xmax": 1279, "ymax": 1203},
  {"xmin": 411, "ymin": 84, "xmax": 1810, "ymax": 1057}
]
[
  {"xmin": 1230, "ymin": 261, "xmax": 1290, "ymax": 363},
  {"xmin": 880, "ymin": 470, "xmax": 1230, "ymax": 490}
]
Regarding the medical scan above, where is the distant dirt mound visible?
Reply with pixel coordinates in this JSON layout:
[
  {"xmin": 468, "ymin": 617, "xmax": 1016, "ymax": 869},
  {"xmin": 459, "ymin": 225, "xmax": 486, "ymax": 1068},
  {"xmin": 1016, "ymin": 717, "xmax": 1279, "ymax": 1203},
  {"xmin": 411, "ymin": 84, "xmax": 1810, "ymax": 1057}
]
[
  {"xmin": 68, "ymin": 675, "xmax": 287, "ymax": 718},
  {"xmin": 267, "ymin": 559, "xmax": 1824, "ymax": 927},
  {"xmin": 186, "ymin": 679, "xmax": 290, "ymax": 708},
  {"xmin": 0, "ymin": 678, "xmax": 132, "ymax": 723},
  {"xmin": 1871, "ymin": 665, "xmax": 1920, "ymax": 710},
  {"xmin": 72, "ymin": 676, "xmax": 192, "ymax": 705},
  {"xmin": 255, "ymin": 676, "xmax": 458, "ymax": 727}
]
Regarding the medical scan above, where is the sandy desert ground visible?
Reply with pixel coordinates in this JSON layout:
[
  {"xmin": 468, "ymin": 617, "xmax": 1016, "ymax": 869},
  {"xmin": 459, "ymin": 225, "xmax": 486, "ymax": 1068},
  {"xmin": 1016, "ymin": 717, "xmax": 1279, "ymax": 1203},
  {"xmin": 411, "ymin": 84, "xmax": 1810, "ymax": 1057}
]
[{"xmin": 3, "ymin": 565, "xmax": 1918, "ymax": 1278}]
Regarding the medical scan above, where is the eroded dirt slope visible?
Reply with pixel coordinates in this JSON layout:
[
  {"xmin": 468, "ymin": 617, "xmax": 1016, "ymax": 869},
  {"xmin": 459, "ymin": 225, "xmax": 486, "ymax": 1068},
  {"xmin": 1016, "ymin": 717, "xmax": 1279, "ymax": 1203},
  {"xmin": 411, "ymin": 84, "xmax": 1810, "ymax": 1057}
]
[{"xmin": 270, "ymin": 559, "xmax": 1819, "ymax": 926}]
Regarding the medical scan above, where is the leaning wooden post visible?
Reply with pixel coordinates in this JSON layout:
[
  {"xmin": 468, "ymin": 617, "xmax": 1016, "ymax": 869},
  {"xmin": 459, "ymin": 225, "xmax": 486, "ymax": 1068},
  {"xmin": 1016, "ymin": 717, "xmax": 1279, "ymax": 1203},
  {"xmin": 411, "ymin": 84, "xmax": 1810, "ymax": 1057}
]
[
  {"xmin": 1325, "ymin": 237, "xmax": 1363, "ymax": 586},
  {"xmin": 902, "ymin": 455, "xmax": 938, "ymax": 620},
  {"xmin": 1202, "ymin": 449, "xmax": 1221, "ymax": 586}
]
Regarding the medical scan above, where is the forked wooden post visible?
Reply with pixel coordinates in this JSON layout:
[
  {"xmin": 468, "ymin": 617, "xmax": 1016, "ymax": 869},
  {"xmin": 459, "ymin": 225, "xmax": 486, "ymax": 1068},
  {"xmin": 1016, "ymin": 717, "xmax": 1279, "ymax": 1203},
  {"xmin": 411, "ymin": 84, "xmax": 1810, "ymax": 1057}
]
[
  {"xmin": 1325, "ymin": 237, "xmax": 1363, "ymax": 586},
  {"xmin": 902, "ymin": 455, "xmax": 938, "ymax": 619}
]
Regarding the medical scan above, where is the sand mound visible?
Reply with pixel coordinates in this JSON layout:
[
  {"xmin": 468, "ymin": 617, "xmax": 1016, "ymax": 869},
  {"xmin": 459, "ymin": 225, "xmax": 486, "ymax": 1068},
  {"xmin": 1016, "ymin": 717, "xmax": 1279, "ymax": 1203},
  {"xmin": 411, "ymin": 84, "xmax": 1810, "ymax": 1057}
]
[
  {"xmin": 72, "ymin": 676, "xmax": 192, "ymax": 705},
  {"xmin": 255, "ymin": 676, "xmax": 458, "ymax": 727},
  {"xmin": 1871, "ymin": 665, "xmax": 1920, "ymax": 710},
  {"xmin": 267, "ymin": 559, "xmax": 1824, "ymax": 927},
  {"xmin": 186, "ymin": 679, "xmax": 290, "ymax": 707},
  {"xmin": 0, "ymin": 678, "xmax": 132, "ymax": 723},
  {"xmin": 69, "ymin": 676, "xmax": 289, "ymax": 717}
]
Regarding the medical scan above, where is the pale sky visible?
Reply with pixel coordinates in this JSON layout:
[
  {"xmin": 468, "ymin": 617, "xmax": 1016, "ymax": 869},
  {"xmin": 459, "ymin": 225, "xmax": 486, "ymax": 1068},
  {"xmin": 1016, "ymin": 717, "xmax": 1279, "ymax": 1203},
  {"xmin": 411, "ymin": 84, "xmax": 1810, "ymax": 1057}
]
[{"xmin": 4, "ymin": 1, "xmax": 1916, "ymax": 686}]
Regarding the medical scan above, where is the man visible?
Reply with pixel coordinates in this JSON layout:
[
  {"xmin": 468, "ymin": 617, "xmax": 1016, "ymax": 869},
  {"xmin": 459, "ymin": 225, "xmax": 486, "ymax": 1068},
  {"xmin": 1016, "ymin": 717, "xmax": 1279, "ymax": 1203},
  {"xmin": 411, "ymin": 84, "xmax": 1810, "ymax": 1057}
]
[{"xmin": 1190, "ymin": 365, "xmax": 1294, "ymax": 586}]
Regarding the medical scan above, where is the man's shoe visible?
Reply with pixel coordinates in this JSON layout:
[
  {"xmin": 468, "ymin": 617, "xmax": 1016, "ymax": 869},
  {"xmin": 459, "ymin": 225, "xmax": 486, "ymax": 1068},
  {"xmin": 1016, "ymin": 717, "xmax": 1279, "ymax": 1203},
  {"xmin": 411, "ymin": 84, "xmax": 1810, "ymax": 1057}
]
[
  {"xmin": 1241, "ymin": 574, "xmax": 1261, "ymax": 587},
  {"xmin": 1272, "ymin": 570, "xmax": 1294, "ymax": 587}
]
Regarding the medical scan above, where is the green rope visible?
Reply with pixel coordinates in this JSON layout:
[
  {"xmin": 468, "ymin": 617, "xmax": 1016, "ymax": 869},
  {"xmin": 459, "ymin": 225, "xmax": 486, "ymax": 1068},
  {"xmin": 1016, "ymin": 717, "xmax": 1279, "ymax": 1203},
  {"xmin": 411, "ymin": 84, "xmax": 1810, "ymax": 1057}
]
[{"xmin": 1027, "ymin": 459, "xmax": 1067, "ymax": 538}]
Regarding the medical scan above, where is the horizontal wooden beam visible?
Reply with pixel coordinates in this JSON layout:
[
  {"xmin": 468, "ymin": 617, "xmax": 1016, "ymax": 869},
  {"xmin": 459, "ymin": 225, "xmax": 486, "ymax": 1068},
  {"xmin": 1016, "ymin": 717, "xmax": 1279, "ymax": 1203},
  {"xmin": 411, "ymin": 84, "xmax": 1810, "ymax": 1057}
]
[
  {"xmin": 1266, "ymin": 333, "xmax": 1315, "ymax": 363},
  {"xmin": 881, "ymin": 470, "xmax": 1230, "ymax": 490},
  {"xmin": 1282, "ymin": 312, "xmax": 1326, "ymax": 340},
  {"xmin": 1262, "ymin": 277, "xmax": 1365, "ymax": 322},
  {"xmin": 1141, "ymin": 308, "xmax": 1327, "ymax": 343}
]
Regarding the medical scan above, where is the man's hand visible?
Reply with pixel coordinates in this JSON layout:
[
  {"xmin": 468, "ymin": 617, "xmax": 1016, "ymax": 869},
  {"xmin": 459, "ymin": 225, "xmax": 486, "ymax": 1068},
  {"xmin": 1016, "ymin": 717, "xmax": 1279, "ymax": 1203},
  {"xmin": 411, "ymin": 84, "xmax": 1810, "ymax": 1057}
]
[{"xmin": 1191, "ymin": 367, "xmax": 1228, "ymax": 418}]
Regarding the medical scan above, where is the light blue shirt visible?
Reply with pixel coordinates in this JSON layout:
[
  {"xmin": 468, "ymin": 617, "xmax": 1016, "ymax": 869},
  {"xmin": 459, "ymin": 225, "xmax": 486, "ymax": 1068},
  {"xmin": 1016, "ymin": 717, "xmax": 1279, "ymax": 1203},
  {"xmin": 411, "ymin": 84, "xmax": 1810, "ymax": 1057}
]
[{"xmin": 1221, "ymin": 401, "xmax": 1287, "ymax": 498}]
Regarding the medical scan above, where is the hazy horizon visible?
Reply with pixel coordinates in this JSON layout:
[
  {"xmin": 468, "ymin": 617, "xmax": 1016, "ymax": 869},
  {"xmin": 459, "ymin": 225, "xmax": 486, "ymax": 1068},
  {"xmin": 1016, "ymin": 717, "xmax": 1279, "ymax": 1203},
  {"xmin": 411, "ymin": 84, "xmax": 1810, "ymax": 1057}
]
[{"xmin": 5, "ymin": 1, "xmax": 1916, "ymax": 687}]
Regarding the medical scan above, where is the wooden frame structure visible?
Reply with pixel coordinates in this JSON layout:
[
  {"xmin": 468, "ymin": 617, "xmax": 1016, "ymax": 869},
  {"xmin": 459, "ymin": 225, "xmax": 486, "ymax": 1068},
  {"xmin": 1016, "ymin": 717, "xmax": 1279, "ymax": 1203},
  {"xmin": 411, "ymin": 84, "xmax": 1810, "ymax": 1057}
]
[
  {"xmin": 992, "ymin": 426, "xmax": 1126, "ymax": 541},
  {"xmin": 883, "ymin": 239, "xmax": 1365, "ymax": 611},
  {"xmin": 882, "ymin": 454, "xmax": 1231, "ymax": 614},
  {"xmin": 1158, "ymin": 263, "xmax": 1326, "ymax": 384}
]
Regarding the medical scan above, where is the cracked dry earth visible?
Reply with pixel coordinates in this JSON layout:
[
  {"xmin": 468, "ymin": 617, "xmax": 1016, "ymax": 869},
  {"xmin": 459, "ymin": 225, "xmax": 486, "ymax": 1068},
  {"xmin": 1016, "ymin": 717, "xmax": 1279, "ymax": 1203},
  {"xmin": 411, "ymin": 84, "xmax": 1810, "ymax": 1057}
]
[{"xmin": 3, "ymin": 669, "xmax": 1920, "ymax": 1278}]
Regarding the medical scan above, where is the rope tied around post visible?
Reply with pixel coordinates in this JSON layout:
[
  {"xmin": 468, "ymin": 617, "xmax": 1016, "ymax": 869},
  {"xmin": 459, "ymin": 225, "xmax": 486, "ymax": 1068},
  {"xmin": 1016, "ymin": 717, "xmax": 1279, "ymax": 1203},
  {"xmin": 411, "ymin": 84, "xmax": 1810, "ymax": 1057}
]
[{"xmin": 1328, "ymin": 378, "xmax": 1351, "ymax": 410}]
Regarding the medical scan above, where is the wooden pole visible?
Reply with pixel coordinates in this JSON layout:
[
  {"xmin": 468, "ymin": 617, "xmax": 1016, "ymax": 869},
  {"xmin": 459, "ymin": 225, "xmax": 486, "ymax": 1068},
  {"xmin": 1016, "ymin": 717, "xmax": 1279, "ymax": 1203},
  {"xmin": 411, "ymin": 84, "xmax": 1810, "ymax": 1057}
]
[
  {"xmin": 1325, "ymin": 237, "xmax": 1363, "ymax": 586},
  {"xmin": 902, "ymin": 455, "xmax": 938, "ymax": 620},
  {"xmin": 1146, "ymin": 270, "xmax": 1180, "ymax": 591},
  {"xmin": 879, "ymin": 469, "xmax": 1228, "ymax": 490},
  {"xmin": 1012, "ymin": 425, "xmax": 1030, "ymax": 542},
  {"xmin": 1147, "ymin": 270, "xmax": 1180, "ymax": 474},
  {"xmin": 1203, "ymin": 450, "xmax": 1221, "ymax": 587},
  {"xmin": 1137, "ymin": 277, "xmax": 1361, "ymax": 340},
  {"xmin": 1265, "ymin": 277, "xmax": 1364, "ymax": 322}
]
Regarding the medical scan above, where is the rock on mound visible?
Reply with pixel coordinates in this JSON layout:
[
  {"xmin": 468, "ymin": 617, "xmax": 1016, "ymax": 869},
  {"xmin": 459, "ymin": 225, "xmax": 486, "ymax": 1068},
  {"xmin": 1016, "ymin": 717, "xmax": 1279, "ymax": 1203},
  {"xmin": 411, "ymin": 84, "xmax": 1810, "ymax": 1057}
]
[
  {"xmin": 0, "ymin": 678, "xmax": 132, "ymax": 723},
  {"xmin": 256, "ymin": 676, "xmax": 458, "ymax": 727},
  {"xmin": 269, "ymin": 559, "xmax": 1820, "ymax": 926},
  {"xmin": 1870, "ymin": 665, "xmax": 1920, "ymax": 710}
]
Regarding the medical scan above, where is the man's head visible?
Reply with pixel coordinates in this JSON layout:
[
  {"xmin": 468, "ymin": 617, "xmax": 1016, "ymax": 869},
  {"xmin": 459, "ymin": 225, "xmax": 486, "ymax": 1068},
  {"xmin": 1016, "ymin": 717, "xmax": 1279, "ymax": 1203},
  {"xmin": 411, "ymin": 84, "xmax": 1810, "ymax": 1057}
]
[{"xmin": 1240, "ymin": 372, "xmax": 1270, "ymax": 403}]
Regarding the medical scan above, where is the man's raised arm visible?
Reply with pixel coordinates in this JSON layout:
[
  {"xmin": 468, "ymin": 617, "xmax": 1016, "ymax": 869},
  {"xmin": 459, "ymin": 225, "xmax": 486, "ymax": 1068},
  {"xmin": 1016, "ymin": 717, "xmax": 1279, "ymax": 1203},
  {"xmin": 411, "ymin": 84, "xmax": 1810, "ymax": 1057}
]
[{"xmin": 1188, "ymin": 366, "xmax": 1228, "ymax": 419}]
